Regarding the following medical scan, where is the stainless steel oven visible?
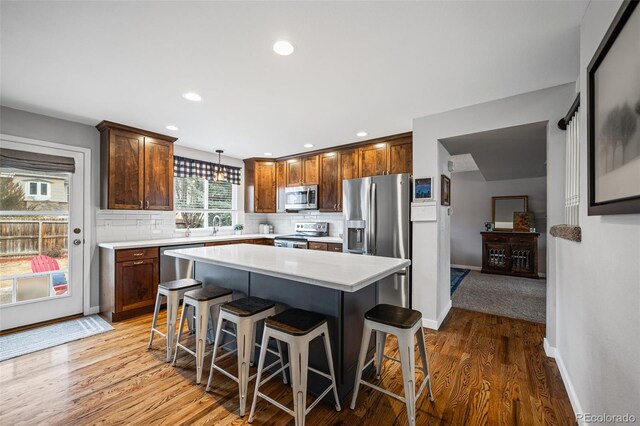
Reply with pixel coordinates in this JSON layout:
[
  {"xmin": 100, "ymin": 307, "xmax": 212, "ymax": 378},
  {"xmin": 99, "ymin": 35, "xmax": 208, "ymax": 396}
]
[
  {"xmin": 285, "ymin": 185, "xmax": 318, "ymax": 210},
  {"xmin": 273, "ymin": 238, "xmax": 308, "ymax": 249}
]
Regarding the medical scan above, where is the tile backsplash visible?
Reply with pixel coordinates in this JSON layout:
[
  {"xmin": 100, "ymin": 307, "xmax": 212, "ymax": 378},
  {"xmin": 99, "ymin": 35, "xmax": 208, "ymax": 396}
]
[
  {"xmin": 96, "ymin": 210, "xmax": 175, "ymax": 243},
  {"xmin": 244, "ymin": 212, "xmax": 344, "ymax": 236},
  {"xmin": 96, "ymin": 210, "xmax": 344, "ymax": 243}
]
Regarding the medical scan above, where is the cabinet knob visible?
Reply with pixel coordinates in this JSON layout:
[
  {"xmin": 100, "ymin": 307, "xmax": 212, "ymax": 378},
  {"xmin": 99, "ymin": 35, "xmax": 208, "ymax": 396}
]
[
  {"xmin": 139, "ymin": 200, "xmax": 143, "ymax": 208},
  {"xmin": 146, "ymin": 200, "xmax": 150, "ymax": 208}
]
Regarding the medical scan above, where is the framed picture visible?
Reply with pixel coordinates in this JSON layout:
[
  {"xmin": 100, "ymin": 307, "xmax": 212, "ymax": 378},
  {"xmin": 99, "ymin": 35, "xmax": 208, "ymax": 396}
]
[
  {"xmin": 441, "ymin": 175, "xmax": 451, "ymax": 206},
  {"xmin": 587, "ymin": 0, "xmax": 640, "ymax": 215},
  {"xmin": 412, "ymin": 177, "xmax": 433, "ymax": 202}
]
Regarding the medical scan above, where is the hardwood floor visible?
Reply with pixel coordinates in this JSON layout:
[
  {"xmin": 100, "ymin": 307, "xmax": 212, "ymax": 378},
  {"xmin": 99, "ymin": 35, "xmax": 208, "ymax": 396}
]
[{"xmin": 0, "ymin": 308, "xmax": 574, "ymax": 425}]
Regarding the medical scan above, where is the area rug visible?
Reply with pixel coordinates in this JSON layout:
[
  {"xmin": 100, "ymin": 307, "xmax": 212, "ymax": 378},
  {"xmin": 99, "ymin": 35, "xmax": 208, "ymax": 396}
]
[
  {"xmin": 452, "ymin": 271, "xmax": 546, "ymax": 324},
  {"xmin": 0, "ymin": 315, "xmax": 113, "ymax": 362},
  {"xmin": 450, "ymin": 268, "xmax": 470, "ymax": 295}
]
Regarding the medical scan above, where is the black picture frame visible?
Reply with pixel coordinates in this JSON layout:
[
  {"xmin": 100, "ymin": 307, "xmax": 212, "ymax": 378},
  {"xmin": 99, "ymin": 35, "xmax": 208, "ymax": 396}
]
[
  {"xmin": 587, "ymin": 0, "xmax": 640, "ymax": 215},
  {"xmin": 441, "ymin": 175, "xmax": 451, "ymax": 206}
]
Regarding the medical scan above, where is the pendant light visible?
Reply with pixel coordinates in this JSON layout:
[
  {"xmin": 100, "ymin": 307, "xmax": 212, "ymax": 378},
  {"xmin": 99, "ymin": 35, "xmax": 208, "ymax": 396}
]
[{"xmin": 213, "ymin": 149, "xmax": 227, "ymax": 183}]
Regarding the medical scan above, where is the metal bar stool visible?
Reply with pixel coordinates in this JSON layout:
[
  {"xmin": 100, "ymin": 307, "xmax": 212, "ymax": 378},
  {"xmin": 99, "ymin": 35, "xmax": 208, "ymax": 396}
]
[
  {"xmin": 248, "ymin": 308, "xmax": 341, "ymax": 426},
  {"xmin": 206, "ymin": 297, "xmax": 288, "ymax": 417},
  {"xmin": 350, "ymin": 304, "xmax": 434, "ymax": 426},
  {"xmin": 172, "ymin": 285, "xmax": 233, "ymax": 384},
  {"xmin": 148, "ymin": 278, "xmax": 202, "ymax": 362}
]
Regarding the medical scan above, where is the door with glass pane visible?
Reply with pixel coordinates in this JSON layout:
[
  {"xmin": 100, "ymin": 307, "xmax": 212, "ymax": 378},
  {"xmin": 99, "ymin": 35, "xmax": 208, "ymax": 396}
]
[{"xmin": 0, "ymin": 141, "xmax": 85, "ymax": 330}]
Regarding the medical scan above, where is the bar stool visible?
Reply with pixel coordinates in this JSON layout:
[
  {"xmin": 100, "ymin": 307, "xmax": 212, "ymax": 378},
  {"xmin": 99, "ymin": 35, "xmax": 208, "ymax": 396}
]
[
  {"xmin": 248, "ymin": 308, "xmax": 341, "ymax": 426},
  {"xmin": 172, "ymin": 285, "xmax": 233, "ymax": 384},
  {"xmin": 148, "ymin": 278, "xmax": 202, "ymax": 362},
  {"xmin": 350, "ymin": 304, "xmax": 434, "ymax": 426},
  {"xmin": 206, "ymin": 297, "xmax": 288, "ymax": 417}
]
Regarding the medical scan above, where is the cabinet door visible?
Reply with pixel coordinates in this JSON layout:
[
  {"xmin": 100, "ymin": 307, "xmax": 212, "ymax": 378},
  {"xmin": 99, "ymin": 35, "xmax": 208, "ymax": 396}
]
[
  {"xmin": 388, "ymin": 137, "xmax": 412, "ymax": 175},
  {"xmin": 302, "ymin": 155, "xmax": 319, "ymax": 185},
  {"xmin": 286, "ymin": 158, "xmax": 303, "ymax": 187},
  {"xmin": 482, "ymin": 242, "xmax": 511, "ymax": 274},
  {"xmin": 276, "ymin": 161, "xmax": 286, "ymax": 213},
  {"xmin": 359, "ymin": 143, "xmax": 388, "ymax": 177},
  {"xmin": 340, "ymin": 148, "xmax": 359, "ymax": 180},
  {"xmin": 115, "ymin": 257, "xmax": 158, "ymax": 313},
  {"xmin": 255, "ymin": 161, "xmax": 276, "ymax": 213},
  {"xmin": 109, "ymin": 130, "xmax": 144, "ymax": 209},
  {"xmin": 319, "ymin": 153, "xmax": 340, "ymax": 211},
  {"xmin": 144, "ymin": 137, "xmax": 174, "ymax": 210}
]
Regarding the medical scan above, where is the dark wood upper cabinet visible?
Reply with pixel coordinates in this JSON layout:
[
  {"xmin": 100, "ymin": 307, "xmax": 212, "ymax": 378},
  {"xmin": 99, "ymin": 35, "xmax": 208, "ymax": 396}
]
[
  {"xmin": 244, "ymin": 160, "xmax": 276, "ymax": 213},
  {"xmin": 319, "ymin": 152, "xmax": 340, "ymax": 212},
  {"xmin": 340, "ymin": 148, "xmax": 359, "ymax": 181},
  {"xmin": 276, "ymin": 161, "xmax": 286, "ymax": 213},
  {"xmin": 106, "ymin": 129, "xmax": 144, "ymax": 209},
  {"xmin": 302, "ymin": 155, "xmax": 319, "ymax": 185},
  {"xmin": 98, "ymin": 121, "xmax": 177, "ymax": 210},
  {"xmin": 244, "ymin": 132, "xmax": 412, "ymax": 213},
  {"xmin": 359, "ymin": 143, "xmax": 388, "ymax": 177},
  {"xmin": 144, "ymin": 137, "xmax": 174, "ymax": 211},
  {"xmin": 388, "ymin": 137, "xmax": 413, "ymax": 175},
  {"xmin": 255, "ymin": 161, "xmax": 276, "ymax": 213},
  {"xmin": 286, "ymin": 159, "xmax": 303, "ymax": 187}
]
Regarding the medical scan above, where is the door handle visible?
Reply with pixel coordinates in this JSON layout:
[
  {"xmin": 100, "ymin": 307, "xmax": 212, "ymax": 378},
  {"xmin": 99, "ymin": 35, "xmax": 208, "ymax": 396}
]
[
  {"xmin": 369, "ymin": 183, "xmax": 377, "ymax": 255},
  {"xmin": 73, "ymin": 239, "xmax": 82, "ymax": 246},
  {"xmin": 146, "ymin": 200, "xmax": 150, "ymax": 209},
  {"xmin": 139, "ymin": 200, "xmax": 143, "ymax": 208},
  {"xmin": 133, "ymin": 261, "xmax": 144, "ymax": 265}
]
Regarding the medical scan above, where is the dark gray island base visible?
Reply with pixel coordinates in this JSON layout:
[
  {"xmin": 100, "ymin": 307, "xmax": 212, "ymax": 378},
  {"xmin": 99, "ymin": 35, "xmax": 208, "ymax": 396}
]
[{"xmin": 195, "ymin": 262, "xmax": 376, "ymax": 402}]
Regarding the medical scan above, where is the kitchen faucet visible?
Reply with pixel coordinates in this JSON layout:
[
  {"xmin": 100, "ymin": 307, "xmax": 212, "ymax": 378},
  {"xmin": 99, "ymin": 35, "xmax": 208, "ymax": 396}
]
[{"xmin": 212, "ymin": 215, "xmax": 221, "ymax": 235}]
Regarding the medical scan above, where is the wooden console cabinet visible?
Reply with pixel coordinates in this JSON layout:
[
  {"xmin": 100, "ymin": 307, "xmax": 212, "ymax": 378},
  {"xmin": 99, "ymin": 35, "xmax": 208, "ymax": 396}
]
[{"xmin": 481, "ymin": 232, "xmax": 539, "ymax": 279}]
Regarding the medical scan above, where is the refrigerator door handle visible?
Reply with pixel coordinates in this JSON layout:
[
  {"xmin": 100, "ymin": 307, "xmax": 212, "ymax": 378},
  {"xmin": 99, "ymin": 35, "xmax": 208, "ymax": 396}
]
[{"xmin": 369, "ymin": 182, "xmax": 377, "ymax": 255}]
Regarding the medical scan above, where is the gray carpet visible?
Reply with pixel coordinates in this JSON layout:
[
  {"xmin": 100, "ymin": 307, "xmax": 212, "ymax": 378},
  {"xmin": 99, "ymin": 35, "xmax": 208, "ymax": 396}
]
[
  {"xmin": 0, "ymin": 315, "xmax": 113, "ymax": 361},
  {"xmin": 452, "ymin": 271, "xmax": 546, "ymax": 324}
]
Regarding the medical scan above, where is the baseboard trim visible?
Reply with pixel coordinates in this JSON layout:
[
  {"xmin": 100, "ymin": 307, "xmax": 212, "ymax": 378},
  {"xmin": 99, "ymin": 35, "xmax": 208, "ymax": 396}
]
[
  {"xmin": 543, "ymin": 338, "xmax": 556, "ymax": 358},
  {"xmin": 451, "ymin": 264, "xmax": 482, "ymax": 271},
  {"xmin": 422, "ymin": 299, "xmax": 452, "ymax": 330},
  {"xmin": 546, "ymin": 343, "xmax": 583, "ymax": 423}
]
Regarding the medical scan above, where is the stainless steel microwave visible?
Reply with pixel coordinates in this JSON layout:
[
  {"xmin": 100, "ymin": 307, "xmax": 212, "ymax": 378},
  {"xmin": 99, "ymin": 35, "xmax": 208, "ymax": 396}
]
[{"xmin": 285, "ymin": 185, "xmax": 318, "ymax": 210}]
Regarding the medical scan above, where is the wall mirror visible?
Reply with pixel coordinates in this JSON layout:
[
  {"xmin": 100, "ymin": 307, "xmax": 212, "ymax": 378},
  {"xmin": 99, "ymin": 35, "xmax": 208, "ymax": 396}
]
[{"xmin": 492, "ymin": 196, "xmax": 528, "ymax": 230}]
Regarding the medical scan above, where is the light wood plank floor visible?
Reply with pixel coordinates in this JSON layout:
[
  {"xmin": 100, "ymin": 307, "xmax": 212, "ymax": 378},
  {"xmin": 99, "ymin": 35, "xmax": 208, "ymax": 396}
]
[{"xmin": 0, "ymin": 308, "xmax": 574, "ymax": 425}]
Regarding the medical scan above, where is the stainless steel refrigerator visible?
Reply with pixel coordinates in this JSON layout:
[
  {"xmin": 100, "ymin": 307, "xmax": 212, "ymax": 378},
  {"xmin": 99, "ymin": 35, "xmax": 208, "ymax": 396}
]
[{"xmin": 343, "ymin": 173, "xmax": 411, "ymax": 308}]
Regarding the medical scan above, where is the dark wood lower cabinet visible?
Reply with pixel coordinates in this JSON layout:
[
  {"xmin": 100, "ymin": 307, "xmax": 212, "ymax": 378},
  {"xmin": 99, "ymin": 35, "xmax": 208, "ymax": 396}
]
[
  {"xmin": 115, "ymin": 257, "xmax": 158, "ymax": 313},
  {"xmin": 481, "ymin": 232, "xmax": 539, "ymax": 279},
  {"xmin": 101, "ymin": 247, "xmax": 159, "ymax": 322},
  {"xmin": 309, "ymin": 242, "xmax": 343, "ymax": 252}
]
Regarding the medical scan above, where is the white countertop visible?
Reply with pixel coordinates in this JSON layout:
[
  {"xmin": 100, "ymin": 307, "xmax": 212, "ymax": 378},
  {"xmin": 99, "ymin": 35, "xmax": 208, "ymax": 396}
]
[
  {"xmin": 165, "ymin": 244, "xmax": 409, "ymax": 293},
  {"xmin": 98, "ymin": 233, "xmax": 343, "ymax": 250}
]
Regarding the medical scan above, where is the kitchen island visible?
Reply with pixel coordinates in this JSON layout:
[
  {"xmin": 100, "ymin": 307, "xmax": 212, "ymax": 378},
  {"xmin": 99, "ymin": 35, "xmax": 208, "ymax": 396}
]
[{"xmin": 165, "ymin": 243, "xmax": 411, "ymax": 401}]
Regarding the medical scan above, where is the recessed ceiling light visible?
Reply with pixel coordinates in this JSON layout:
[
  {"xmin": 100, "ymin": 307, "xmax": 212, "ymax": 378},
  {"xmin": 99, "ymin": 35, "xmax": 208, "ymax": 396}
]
[
  {"xmin": 263, "ymin": 152, "xmax": 273, "ymax": 156},
  {"xmin": 165, "ymin": 125, "xmax": 179, "ymax": 131},
  {"xmin": 182, "ymin": 92, "xmax": 202, "ymax": 102},
  {"xmin": 356, "ymin": 131, "xmax": 368, "ymax": 137},
  {"xmin": 304, "ymin": 143, "xmax": 314, "ymax": 148},
  {"xmin": 273, "ymin": 40, "xmax": 295, "ymax": 56}
]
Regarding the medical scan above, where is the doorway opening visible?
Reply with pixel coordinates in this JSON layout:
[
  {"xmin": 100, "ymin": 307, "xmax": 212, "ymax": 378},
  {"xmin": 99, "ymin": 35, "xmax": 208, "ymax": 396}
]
[{"xmin": 441, "ymin": 122, "xmax": 548, "ymax": 324}]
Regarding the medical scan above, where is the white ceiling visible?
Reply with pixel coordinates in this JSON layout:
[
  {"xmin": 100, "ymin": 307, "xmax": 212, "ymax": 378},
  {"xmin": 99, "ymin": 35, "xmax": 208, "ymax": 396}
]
[
  {"xmin": 0, "ymin": 1, "xmax": 587, "ymax": 160},
  {"xmin": 441, "ymin": 121, "xmax": 548, "ymax": 181}
]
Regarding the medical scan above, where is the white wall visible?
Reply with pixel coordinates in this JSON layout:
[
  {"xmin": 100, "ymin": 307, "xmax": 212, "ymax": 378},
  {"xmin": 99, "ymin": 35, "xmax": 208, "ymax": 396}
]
[
  {"xmin": 450, "ymin": 171, "xmax": 547, "ymax": 273},
  {"xmin": 412, "ymin": 83, "xmax": 575, "ymax": 329},
  {"xmin": 551, "ymin": 0, "xmax": 640, "ymax": 418}
]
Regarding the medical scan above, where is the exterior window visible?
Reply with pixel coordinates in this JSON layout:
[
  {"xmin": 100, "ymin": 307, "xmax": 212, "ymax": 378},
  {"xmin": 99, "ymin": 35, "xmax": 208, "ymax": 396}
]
[
  {"xmin": 26, "ymin": 181, "xmax": 51, "ymax": 200},
  {"xmin": 174, "ymin": 177, "xmax": 237, "ymax": 230}
]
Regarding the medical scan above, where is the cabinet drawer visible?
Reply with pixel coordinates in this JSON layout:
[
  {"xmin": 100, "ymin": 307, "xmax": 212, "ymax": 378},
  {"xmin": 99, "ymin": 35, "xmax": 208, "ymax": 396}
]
[
  {"xmin": 327, "ymin": 243, "xmax": 343, "ymax": 252},
  {"xmin": 483, "ymin": 236, "xmax": 509, "ymax": 243},
  {"xmin": 115, "ymin": 247, "xmax": 158, "ymax": 262},
  {"xmin": 308, "ymin": 242, "xmax": 328, "ymax": 251}
]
